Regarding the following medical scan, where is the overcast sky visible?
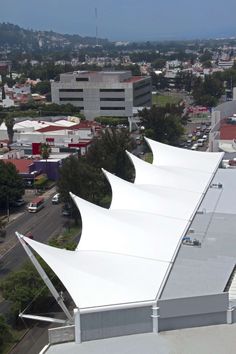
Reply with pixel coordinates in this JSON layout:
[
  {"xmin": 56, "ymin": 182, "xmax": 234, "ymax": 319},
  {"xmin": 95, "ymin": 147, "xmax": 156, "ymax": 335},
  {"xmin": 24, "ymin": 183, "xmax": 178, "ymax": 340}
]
[{"xmin": 0, "ymin": 0, "xmax": 235, "ymax": 41}]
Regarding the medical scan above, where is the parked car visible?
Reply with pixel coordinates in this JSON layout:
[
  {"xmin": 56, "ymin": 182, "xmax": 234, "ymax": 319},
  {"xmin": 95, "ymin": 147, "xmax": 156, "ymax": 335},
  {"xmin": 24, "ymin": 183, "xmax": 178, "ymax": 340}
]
[
  {"xmin": 52, "ymin": 193, "xmax": 60, "ymax": 205},
  {"xmin": 62, "ymin": 204, "xmax": 72, "ymax": 217},
  {"xmin": 12, "ymin": 199, "xmax": 26, "ymax": 207}
]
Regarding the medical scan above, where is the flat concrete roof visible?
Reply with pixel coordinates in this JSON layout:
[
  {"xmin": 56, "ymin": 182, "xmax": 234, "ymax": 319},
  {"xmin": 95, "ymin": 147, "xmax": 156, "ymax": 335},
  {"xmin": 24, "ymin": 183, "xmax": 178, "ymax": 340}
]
[
  {"xmin": 161, "ymin": 168, "xmax": 236, "ymax": 299},
  {"xmin": 45, "ymin": 323, "xmax": 236, "ymax": 354}
]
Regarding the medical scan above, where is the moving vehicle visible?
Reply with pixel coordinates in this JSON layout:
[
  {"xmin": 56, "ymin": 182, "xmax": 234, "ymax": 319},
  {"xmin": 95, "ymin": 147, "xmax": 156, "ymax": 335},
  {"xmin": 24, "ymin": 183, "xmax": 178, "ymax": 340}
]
[
  {"xmin": 191, "ymin": 143, "xmax": 199, "ymax": 150},
  {"xmin": 27, "ymin": 197, "xmax": 45, "ymax": 213},
  {"xmin": 52, "ymin": 193, "xmax": 60, "ymax": 204},
  {"xmin": 197, "ymin": 139, "xmax": 204, "ymax": 147}
]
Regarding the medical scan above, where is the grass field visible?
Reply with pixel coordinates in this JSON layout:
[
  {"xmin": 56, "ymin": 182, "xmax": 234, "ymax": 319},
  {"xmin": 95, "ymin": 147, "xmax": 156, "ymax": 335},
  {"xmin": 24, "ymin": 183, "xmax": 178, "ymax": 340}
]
[{"xmin": 152, "ymin": 94, "xmax": 181, "ymax": 106}]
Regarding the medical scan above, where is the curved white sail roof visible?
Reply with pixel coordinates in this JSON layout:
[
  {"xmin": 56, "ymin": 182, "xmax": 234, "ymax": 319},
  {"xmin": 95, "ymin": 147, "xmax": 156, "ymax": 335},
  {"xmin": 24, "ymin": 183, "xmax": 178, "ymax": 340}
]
[
  {"xmin": 127, "ymin": 151, "xmax": 212, "ymax": 193},
  {"xmin": 70, "ymin": 193, "xmax": 188, "ymax": 262},
  {"xmin": 17, "ymin": 234, "xmax": 170, "ymax": 309},
  {"xmin": 17, "ymin": 140, "xmax": 223, "ymax": 310},
  {"xmin": 103, "ymin": 169, "xmax": 201, "ymax": 220},
  {"xmin": 145, "ymin": 138, "xmax": 223, "ymax": 173}
]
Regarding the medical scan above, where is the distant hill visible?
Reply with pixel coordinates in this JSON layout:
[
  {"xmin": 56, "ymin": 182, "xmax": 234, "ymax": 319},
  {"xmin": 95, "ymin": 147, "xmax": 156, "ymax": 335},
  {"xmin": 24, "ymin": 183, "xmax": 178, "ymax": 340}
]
[{"xmin": 0, "ymin": 23, "xmax": 109, "ymax": 50}]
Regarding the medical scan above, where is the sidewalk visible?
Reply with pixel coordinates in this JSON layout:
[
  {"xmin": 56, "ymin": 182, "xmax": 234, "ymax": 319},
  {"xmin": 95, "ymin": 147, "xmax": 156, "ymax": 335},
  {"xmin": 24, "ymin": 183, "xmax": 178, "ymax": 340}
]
[{"xmin": 0, "ymin": 187, "xmax": 57, "ymax": 258}]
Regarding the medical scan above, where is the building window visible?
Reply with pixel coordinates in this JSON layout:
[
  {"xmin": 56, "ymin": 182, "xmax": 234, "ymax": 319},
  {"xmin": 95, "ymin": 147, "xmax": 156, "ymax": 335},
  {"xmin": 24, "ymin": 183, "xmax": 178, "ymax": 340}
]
[
  {"xmin": 59, "ymin": 98, "xmax": 83, "ymax": 101},
  {"xmin": 100, "ymin": 98, "xmax": 125, "ymax": 101},
  {"xmin": 59, "ymin": 89, "xmax": 83, "ymax": 92},
  {"xmin": 100, "ymin": 89, "xmax": 125, "ymax": 92},
  {"xmin": 100, "ymin": 107, "xmax": 125, "ymax": 110},
  {"xmin": 76, "ymin": 77, "xmax": 89, "ymax": 81}
]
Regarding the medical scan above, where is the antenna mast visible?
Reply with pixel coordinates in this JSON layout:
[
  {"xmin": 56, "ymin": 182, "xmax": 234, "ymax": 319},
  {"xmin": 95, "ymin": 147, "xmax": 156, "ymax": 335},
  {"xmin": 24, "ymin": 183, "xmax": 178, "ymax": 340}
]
[{"xmin": 95, "ymin": 7, "xmax": 98, "ymax": 46}]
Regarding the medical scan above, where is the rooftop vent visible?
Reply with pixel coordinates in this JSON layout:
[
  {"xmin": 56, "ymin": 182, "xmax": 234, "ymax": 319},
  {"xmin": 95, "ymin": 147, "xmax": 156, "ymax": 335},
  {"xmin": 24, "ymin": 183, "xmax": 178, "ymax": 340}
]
[
  {"xmin": 182, "ymin": 237, "xmax": 201, "ymax": 247},
  {"xmin": 210, "ymin": 183, "xmax": 223, "ymax": 189}
]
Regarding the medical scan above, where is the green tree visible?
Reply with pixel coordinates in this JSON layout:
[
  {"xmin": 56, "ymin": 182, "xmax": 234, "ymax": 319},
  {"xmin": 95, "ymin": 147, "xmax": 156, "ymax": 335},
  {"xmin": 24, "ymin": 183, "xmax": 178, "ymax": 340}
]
[
  {"xmin": 139, "ymin": 105, "xmax": 184, "ymax": 145},
  {"xmin": 0, "ymin": 263, "xmax": 49, "ymax": 314},
  {"xmin": 192, "ymin": 76, "xmax": 224, "ymax": 107},
  {"xmin": 39, "ymin": 142, "xmax": 51, "ymax": 160},
  {"xmin": 0, "ymin": 161, "xmax": 24, "ymax": 209},
  {"xmin": 152, "ymin": 59, "xmax": 166, "ymax": 69},
  {"xmin": 32, "ymin": 80, "xmax": 51, "ymax": 95},
  {"xmin": 0, "ymin": 114, "xmax": 15, "ymax": 145},
  {"xmin": 57, "ymin": 129, "xmax": 136, "ymax": 215},
  {"xmin": 0, "ymin": 218, "xmax": 7, "ymax": 241},
  {"xmin": 57, "ymin": 156, "xmax": 107, "ymax": 221},
  {"xmin": 86, "ymin": 128, "xmax": 136, "ymax": 181},
  {"xmin": 0, "ymin": 315, "xmax": 13, "ymax": 350}
]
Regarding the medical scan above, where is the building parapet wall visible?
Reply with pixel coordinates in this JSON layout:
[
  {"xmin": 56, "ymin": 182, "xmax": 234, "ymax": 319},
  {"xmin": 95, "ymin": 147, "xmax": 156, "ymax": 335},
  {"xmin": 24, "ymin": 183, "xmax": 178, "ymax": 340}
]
[{"xmin": 48, "ymin": 325, "xmax": 75, "ymax": 345}]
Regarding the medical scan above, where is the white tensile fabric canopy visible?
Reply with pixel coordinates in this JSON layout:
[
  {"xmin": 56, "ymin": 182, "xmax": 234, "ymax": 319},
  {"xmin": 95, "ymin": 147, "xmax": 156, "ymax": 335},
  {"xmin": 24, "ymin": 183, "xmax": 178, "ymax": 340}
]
[
  {"xmin": 102, "ymin": 169, "xmax": 202, "ymax": 221},
  {"xmin": 145, "ymin": 138, "xmax": 223, "ymax": 174},
  {"xmin": 71, "ymin": 193, "xmax": 188, "ymax": 262},
  {"xmin": 127, "ymin": 151, "xmax": 218, "ymax": 193},
  {"xmin": 18, "ymin": 141, "xmax": 224, "ymax": 310},
  {"xmin": 18, "ymin": 236, "xmax": 170, "ymax": 308}
]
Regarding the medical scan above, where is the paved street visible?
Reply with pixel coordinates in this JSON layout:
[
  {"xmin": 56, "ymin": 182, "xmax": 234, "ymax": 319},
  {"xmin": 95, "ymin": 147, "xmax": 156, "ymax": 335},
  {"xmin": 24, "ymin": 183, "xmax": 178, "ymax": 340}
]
[
  {"xmin": 0, "ymin": 189, "xmax": 70, "ymax": 354},
  {"xmin": 0, "ymin": 190, "xmax": 65, "ymax": 279}
]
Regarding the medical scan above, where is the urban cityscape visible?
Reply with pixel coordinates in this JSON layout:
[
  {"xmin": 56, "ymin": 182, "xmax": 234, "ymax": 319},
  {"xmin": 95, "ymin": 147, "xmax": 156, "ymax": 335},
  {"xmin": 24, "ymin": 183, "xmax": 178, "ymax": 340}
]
[{"xmin": 0, "ymin": 1, "xmax": 236, "ymax": 353}]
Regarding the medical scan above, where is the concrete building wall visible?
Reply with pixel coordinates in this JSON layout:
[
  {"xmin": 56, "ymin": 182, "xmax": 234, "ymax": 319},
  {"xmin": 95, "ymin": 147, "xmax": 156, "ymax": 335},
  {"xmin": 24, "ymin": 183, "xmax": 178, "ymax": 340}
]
[
  {"xmin": 51, "ymin": 71, "xmax": 151, "ymax": 120},
  {"xmin": 213, "ymin": 101, "xmax": 236, "ymax": 120},
  {"xmin": 81, "ymin": 307, "xmax": 152, "ymax": 341},
  {"xmin": 159, "ymin": 312, "xmax": 227, "ymax": 331},
  {"xmin": 233, "ymin": 87, "xmax": 236, "ymax": 101},
  {"xmin": 158, "ymin": 293, "xmax": 228, "ymax": 331},
  {"xmin": 14, "ymin": 130, "xmax": 91, "ymax": 145},
  {"xmin": 79, "ymin": 293, "xmax": 229, "ymax": 342}
]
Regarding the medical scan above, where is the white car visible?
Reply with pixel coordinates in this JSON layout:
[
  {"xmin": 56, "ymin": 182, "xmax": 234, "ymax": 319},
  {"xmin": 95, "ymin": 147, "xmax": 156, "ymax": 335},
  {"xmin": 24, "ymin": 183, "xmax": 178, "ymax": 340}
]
[
  {"xmin": 52, "ymin": 193, "xmax": 60, "ymax": 204},
  {"xmin": 191, "ymin": 143, "xmax": 199, "ymax": 150}
]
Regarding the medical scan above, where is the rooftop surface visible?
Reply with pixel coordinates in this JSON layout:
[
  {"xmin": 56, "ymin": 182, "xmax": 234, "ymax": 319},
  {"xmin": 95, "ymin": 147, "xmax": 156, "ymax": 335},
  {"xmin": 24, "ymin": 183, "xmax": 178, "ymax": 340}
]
[
  {"xmin": 220, "ymin": 120, "xmax": 236, "ymax": 140},
  {"xmin": 45, "ymin": 323, "xmax": 236, "ymax": 354},
  {"xmin": 2, "ymin": 159, "xmax": 34, "ymax": 173},
  {"xmin": 161, "ymin": 168, "xmax": 236, "ymax": 299}
]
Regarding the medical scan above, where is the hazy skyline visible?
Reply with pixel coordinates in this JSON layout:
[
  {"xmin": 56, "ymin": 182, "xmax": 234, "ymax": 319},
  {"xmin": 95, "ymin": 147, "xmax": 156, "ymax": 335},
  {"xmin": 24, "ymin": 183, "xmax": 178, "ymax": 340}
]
[{"xmin": 0, "ymin": 0, "xmax": 235, "ymax": 41}]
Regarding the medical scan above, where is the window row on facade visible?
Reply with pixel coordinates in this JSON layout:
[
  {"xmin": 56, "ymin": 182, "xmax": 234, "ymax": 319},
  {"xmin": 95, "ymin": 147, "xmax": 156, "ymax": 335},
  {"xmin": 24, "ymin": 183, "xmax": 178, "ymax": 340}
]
[
  {"xmin": 59, "ymin": 89, "xmax": 83, "ymax": 92},
  {"xmin": 59, "ymin": 97, "xmax": 84, "ymax": 101}
]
